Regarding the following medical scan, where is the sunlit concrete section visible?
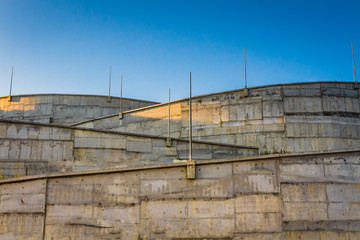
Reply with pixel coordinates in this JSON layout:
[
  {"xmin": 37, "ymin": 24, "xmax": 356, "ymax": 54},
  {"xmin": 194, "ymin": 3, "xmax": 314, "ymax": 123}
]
[
  {"xmin": 0, "ymin": 150, "xmax": 359, "ymax": 239},
  {"xmin": 0, "ymin": 94, "xmax": 157, "ymax": 125},
  {"xmin": 0, "ymin": 120, "xmax": 258, "ymax": 179},
  {"xmin": 74, "ymin": 81, "xmax": 360, "ymax": 153}
]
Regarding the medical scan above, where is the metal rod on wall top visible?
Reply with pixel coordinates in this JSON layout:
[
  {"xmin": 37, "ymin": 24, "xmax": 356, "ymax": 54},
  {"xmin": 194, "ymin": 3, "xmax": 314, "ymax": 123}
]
[
  {"xmin": 168, "ymin": 88, "xmax": 171, "ymax": 138},
  {"xmin": 189, "ymin": 72, "xmax": 192, "ymax": 161},
  {"xmin": 244, "ymin": 48, "xmax": 247, "ymax": 88},
  {"xmin": 108, "ymin": 66, "xmax": 112, "ymax": 102},
  {"xmin": 120, "ymin": 74, "xmax": 123, "ymax": 113},
  {"xmin": 352, "ymin": 43, "xmax": 357, "ymax": 83},
  {"xmin": 9, "ymin": 66, "xmax": 14, "ymax": 98}
]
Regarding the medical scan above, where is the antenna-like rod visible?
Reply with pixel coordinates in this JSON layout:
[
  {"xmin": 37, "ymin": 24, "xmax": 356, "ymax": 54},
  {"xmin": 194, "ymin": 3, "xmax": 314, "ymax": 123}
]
[
  {"xmin": 189, "ymin": 72, "xmax": 192, "ymax": 161},
  {"xmin": 9, "ymin": 66, "xmax": 14, "ymax": 98},
  {"xmin": 244, "ymin": 48, "xmax": 247, "ymax": 88},
  {"xmin": 168, "ymin": 88, "xmax": 171, "ymax": 138},
  {"xmin": 352, "ymin": 43, "xmax": 357, "ymax": 83},
  {"xmin": 120, "ymin": 74, "xmax": 123, "ymax": 113},
  {"xmin": 108, "ymin": 66, "xmax": 112, "ymax": 102}
]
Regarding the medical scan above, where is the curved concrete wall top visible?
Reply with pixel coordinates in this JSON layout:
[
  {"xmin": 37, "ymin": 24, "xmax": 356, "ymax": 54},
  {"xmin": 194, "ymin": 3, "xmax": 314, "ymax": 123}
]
[
  {"xmin": 0, "ymin": 94, "xmax": 157, "ymax": 125},
  {"xmin": 74, "ymin": 81, "xmax": 360, "ymax": 153}
]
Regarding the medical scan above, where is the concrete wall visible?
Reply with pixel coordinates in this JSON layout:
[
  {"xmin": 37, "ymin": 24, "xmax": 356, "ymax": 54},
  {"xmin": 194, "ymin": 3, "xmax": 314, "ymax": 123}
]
[
  {"xmin": 0, "ymin": 120, "xmax": 257, "ymax": 179},
  {"xmin": 0, "ymin": 94, "xmax": 157, "ymax": 125},
  {"xmin": 0, "ymin": 150, "xmax": 359, "ymax": 239},
  {"xmin": 75, "ymin": 81, "xmax": 360, "ymax": 153}
]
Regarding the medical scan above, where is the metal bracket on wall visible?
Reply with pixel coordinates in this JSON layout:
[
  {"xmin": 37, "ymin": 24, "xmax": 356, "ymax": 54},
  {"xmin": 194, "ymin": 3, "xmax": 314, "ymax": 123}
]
[
  {"xmin": 244, "ymin": 88, "xmax": 249, "ymax": 97},
  {"xmin": 187, "ymin": 160, "xmax": 196, "ymax": 179},
  {"xmin": 166, "ymin": 137, "xmax": 172, "ymax": 147},
  {"xmin": 119, "ymin": 112, "xmax": 123, "ymax": 119}
]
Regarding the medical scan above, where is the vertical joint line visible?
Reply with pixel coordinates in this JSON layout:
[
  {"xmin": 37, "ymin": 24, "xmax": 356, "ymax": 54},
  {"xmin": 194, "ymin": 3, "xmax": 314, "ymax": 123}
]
[{"xmin": 42, "ymin": 177, "xmax": 49, "ymax": 240}]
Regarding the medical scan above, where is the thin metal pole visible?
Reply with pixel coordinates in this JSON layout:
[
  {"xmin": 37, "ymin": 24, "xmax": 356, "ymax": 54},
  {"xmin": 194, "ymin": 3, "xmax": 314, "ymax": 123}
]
[
  {"xmin": 168, "ymin": 88, "xmax": 171, "ymax": 138},
  {"xmin": 244, "ymin": 48, "xmax": 247, "ymax": 88},
  {"xmin": 9, "ymin": 66, "xmax": 14, "ymax": 97},
  {"xmin": 120, "ymin": 74, "xmax": 123, "ymax": 113},
  {"xmin": 352, "ymin": 43, "xmax": 357, "ymax": 83},
  {"xmin": 108, "ymin": 66, "xmax": 112, "ymax": 101},
  {"xmin": 189, "ymin": 72, "xmax": 192, "ymax": 161}
]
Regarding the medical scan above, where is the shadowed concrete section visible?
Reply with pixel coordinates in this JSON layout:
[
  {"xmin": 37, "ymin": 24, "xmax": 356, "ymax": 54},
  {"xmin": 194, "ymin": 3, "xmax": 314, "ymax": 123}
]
[
  {"xmin": 74, "ymin": 81, "xmax": 360, "ymax": 153},
  {"xmin": 0, "ymin": 94, "xmax": 157, "ymax": 125},
  {"xmin": 0, "ymin": 120, "xmax": 258, "ymax": 179},
  {"xmin": 0, "ymin": 150, "xmax": 359, "ymax": 239}
]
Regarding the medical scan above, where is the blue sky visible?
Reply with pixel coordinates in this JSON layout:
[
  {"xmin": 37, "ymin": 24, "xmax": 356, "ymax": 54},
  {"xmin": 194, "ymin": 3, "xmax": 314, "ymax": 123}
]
[{"xmin": 0, "ymin": 0, "xmax": 359, "ymax": 102}]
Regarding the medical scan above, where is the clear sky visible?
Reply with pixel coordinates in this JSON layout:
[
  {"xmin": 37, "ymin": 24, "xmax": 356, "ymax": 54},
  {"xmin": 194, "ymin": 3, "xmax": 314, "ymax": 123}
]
[{"xmin": 0, "ymin": 0, "xmax": 359, "ymax": 102}]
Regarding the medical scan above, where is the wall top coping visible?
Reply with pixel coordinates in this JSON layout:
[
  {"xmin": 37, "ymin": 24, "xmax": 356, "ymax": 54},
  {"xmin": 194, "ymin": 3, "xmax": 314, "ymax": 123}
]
[
  {"xmin": 72, "ymin": 80, "xmax": 359, "ymax": 126},
  {"xmin": 0, "ymin": 148, "xmax": 358, "ymax": 185},
  {"xmin": 0, "ymin": 93, "xmax": 158, "ymax": 104}
]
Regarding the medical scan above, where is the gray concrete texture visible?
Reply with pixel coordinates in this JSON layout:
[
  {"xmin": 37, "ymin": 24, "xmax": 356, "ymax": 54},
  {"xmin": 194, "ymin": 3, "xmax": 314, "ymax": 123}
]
[
  {"xmin": 74, "ymin": 81, "xmax": 360, "ymax": 153},
  {"xmin": 0, "ymin": 150, "xmax": 359, "ymax": 239},
  {"xmin": 0, "ymin": 120, "xmax": 257, "ymax": 179},
  {"xmin": 0, "ymin": 94, "xmax": 157, "ymax": 125}
]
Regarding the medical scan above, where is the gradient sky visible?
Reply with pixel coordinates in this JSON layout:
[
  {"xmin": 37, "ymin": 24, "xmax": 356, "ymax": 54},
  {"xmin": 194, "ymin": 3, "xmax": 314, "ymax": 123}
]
[{"xmin": 0, "ymin": 0, "xmax": 359, "ymax": 102}]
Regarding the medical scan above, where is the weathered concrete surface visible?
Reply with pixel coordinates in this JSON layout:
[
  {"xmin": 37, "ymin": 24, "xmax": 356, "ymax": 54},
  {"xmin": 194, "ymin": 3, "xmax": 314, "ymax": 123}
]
[
  {"xmin": 0, "ymin": 150, "xmax": 359, "ymax": 239},
  {"xmin": 0, "ymin": 120, "xmax": 257, "ymax": 179},
  {"xmin": 1, "ymin": 82, "xmax": 359, "ymax": 239},
  {"xmin": 0, "ymin": 179, "xmax": 46, "ymax": 239},
  {"xmin": 74, "ymin": 81, "xmax": 360, "ymax": 153},
  {"xmin": 0, "ymin": 94, "xmax": 157, "ymax": 125}
]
